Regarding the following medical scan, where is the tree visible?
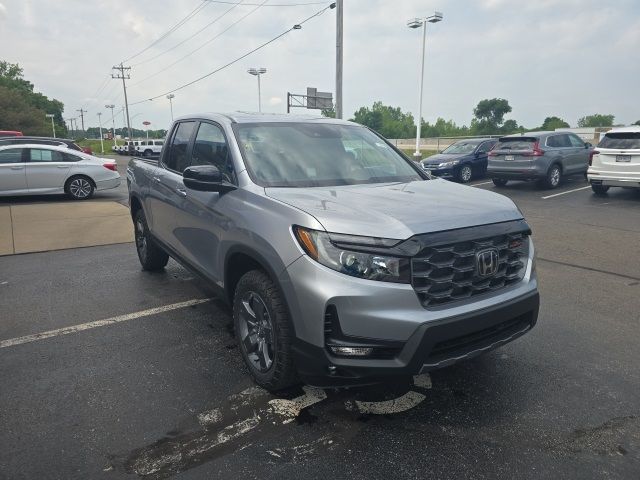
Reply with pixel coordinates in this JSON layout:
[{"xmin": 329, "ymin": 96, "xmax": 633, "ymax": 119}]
[
  {"xmin": 633, "ymin": 120, "xmax": 640, "ymax": 126},
  {"xmin": 541, "ymin": 116, "xmax": 570, "ymax": 131},
  {"xmin": 473, "ymin": 98, "xmax": 512, "ymax": 127},
  {"xmin": 351, "ymin": 101, "xmax": 415, "ymax": 138},
  {"xmin": 500, "ymin": 119, "xmax": 521, "ymax": 134},
  {"xmin": 321, "ymin": 106, "xmax": 336, "ymax": 118},
  {"xmin": 0, "ymin": 61, "xmax": 67, "ymax": 136},
  {"xmin": 577, "ymin": 114, "xmax": 614, "ymax": 128},
  {"xmin": 420, "ymin": 118, "xmax": 469, "ymax": 138}
]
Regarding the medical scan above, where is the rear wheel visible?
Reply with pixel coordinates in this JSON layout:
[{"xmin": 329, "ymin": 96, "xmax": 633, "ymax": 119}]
[
  {"xmin": 134, "ymin": 209, "xmax": 169, "ymax": 271},
  {"xmin": 492, "ymin": 178, "xmax": 508, "ymax": 187},
  {"xmin": 457, "ymin": 165, "xmax": 473, "ymax": 183},
  {"xmin": 143, "ymin": 149, "xmax": 153, "ymax": 157},
  {"xmin": 233, "ymin": 270, "xmax": 297, "ymax": 391},
  {"xmin": 65, "ymin": 176, "xmax": 94, "ymax": 200},
  {"xmin": 591, "ymin": 184, "xmax": 610, "ymax": 195},
  {"xmin": 541, "ymin": 164, "xmax": 562, "ymax": 189}
]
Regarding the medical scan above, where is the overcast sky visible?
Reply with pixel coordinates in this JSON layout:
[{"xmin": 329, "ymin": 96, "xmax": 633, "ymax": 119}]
[{"xmin": 2, "ymin": 0, "xmax": 639, "ymax": 131}]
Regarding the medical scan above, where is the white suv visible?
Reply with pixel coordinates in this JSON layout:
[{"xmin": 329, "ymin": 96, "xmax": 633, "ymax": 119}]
[
  {"xmin": 588, "ymin": 126, "xmax": 640, "ymax": 195},
  {"xmin": 135, "ymin": 140, "xmax": 164, "ymax": 157}
]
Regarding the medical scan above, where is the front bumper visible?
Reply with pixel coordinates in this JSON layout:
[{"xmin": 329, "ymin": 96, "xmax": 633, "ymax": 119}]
[{"xmin": 423, "ymin": 165, "xmax": 455, "ymax": 178}]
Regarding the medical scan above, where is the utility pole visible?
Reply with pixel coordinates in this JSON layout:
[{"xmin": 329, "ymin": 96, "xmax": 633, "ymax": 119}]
[
  {"xmin": 166, "ymin": 94, "xmax": 175, "ymax": 121},
  {"xmin": 45, "ymin": 114, "xmax": 56, "ymax": 138},
  {"xmin": 69, "ymin": 118, "xmax": 76, "ymax": 138},
  {"xmin": 112, "ymin": 63, "xmax": 132, "ymax": 140},
  {"xmin": 335, "ymin": 0, "xmax": 343, "ymax": 119},
  {"xmin": 97, "ymin": 112, "xmax": 105, "ymax": 154},
  {"xmin": 76, "ymin": 108, "xmax": 87, "ymax": 133},
  {"xmin": 105, "ymin": 104, "xmax": 117, "ymax": 147}
]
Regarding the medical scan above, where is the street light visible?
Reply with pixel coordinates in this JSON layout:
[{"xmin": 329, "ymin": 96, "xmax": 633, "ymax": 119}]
[
  {"xmin": 166, "ymin": 94, "xmax": 175, "ymax": 121},
  {"xmin": 45, "ymin": 114, "xmax": 56, "ymax": 138},
  {"xmin": 247, "ymin": 68, "xmax": 267, "ymax": 113},
  {"xmin": 97, "ymin": 112, "xmax": 105, "ymax": 154},
  {"xmin": 407, "ymin": 11, "xmax": 443, "ymax": 159},
  {"xmin": 105, "ymin": 104, "xmax": 117, "ymax": 147}
]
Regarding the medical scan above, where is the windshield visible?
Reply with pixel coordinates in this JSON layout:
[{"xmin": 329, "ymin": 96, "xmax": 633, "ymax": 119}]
[
  {"xmin": 598, "ymin": 132, "xmax": 640, "ymax": 149},
  {"xmin": 234, "ymin": 123, "xmax": 423, "ymax": 187},
  {"xmin": 442, "ymin": 142, "xmax": 478, "ymax": 154}
]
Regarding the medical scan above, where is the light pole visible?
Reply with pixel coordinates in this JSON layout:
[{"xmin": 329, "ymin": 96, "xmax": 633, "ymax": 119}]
[
  {"xmin": 105, "ymin": 104, "xmax": 117, "ymax": 147},
  {"xmin": 407, "ymin": 12, "xmax": 443, "ymax": 159},
  {"xmin": 166, "ymin": 94, "xmax": 175, "ymax": 121},
  {"xmin": 97, "ymin": 112, "xmax": 105, "ymax": 154},
  {"xmin": 247, "ymin": 68, "xmax": 267, "ymax": 113},
  {"xmin": 45, "ymin": 114, "xmax": 56, "ymax": 138}
]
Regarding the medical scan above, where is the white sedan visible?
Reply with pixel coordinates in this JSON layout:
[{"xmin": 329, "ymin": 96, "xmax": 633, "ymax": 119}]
[{"xmin": 0, "ymin": 144, "xmax": 121, "ymax": 200}]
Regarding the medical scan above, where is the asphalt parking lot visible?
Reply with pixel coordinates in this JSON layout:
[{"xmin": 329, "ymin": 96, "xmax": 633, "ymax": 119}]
[{"xmin": 1, "ymin": 175, "xmax": 639, "ymax": 479}]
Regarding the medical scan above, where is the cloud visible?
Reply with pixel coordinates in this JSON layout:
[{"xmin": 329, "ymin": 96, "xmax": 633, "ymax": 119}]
[{"xmin": 0, "ymin": 2, "xmax": 6, "ymax": 20}]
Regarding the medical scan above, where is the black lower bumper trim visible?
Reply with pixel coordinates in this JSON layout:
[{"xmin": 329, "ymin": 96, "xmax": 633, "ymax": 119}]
[{"xmin": 293, "ymin": 290, "xmax": 539, "ymax": 387}]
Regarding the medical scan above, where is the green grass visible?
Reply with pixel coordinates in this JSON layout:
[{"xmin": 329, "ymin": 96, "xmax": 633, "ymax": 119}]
[
  {"xmin": 400, "ymin": 149, "xmax": 437, "ymax": 161},
  {"xmin": 76, "ymin": 139, "xmax": 118, "ymax": 155}
]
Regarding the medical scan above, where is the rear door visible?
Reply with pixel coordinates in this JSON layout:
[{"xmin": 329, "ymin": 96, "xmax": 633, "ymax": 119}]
[
  {"xmin": 596, "ymin": 132, "xmax": 640, "ymax": 173},
  {"xmin": 25, "ymin": 148, "xmax": 72, "ymax": 193},
  {"xmin": 0, "ymin": 148, "xmax": 28, "ymax": 194}
]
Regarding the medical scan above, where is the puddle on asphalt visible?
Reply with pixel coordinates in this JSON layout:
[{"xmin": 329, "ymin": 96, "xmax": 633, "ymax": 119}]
[{"xmin": 115, "ymin": 375, "xmax": 432, "ymax": 478}]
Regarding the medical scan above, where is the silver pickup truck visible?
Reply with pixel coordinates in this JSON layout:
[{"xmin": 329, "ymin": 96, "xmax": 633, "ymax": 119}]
[{"xmin": 126, "ymin": 112, "xmax": 539, "ymax": 390}]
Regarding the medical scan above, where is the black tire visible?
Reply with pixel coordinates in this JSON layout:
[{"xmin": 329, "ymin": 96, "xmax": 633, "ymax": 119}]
[
  {"xmin": 65, "ymin": 175, "xmax": 95, "ymax": 200},
  {"xmin": 591, "ymin": 184, "xmax": 610, "ymax": 195},
  {"xmin": 233, "ymin": 270, "xmax": 297, "ymax": 391},
  {"xmin": 134, "ymin": 209, "xmax": 169, "ymax": 271},
  {"xmin": 143, "ymin": 149, "xmax": 153, "ymax": 158},
  {"xmin": 541, "ymin": 164, "xmax": 562, "ymax": 189},
  {"xmin": 457, "ymin": 164, "xmax": 473, "ymax": 183},
  {"xmin": 492, "ymin": 178, "xmax": 508, "ymax": 187}
]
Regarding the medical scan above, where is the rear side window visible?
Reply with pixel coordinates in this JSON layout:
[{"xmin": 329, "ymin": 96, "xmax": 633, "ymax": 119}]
[
  {"xmin": 29, "ymin": 149, "xmax": 65, "ymax": 162},
  {"xmin": 496, "ymin": 138, "xmax": 537, "ymax": 150},
  {"xmin": 598, "ymin": 132, "xmax": 640, "ymax": 149},
  {"xmin": 165, "ymin": 121, "xmax": 196, "ymax": 173},
  {"xmin": 154, "ymin": 141, "xmax": 163, "ymax": 146},
  {"xmin": 0, "ymin": 148, "xmax": 24, "ymax": 163},
  {"xmin": 477, "ymin": 141, "xmax": 495, "ymax": 153}
]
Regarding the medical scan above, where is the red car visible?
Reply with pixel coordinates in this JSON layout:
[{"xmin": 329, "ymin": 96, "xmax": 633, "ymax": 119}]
[
  {"xmin": 81, "ymin": 146, "xmax": 93, "ymax": 155},
  {"xmin": 0, "ymin": 130, "xmax": 24, "ymax": 137}
]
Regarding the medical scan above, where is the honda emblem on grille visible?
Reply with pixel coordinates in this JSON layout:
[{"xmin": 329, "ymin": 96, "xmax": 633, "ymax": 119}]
[{"xmin": 476, "ymin": 248, "xmax": 499, "ymax": 277}]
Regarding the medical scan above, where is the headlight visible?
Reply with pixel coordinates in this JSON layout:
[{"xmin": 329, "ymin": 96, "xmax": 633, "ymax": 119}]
[
  {"xmin": 293, "ymin": 226, "xmax": 410, "ymax": 283},
  {"xmin": 438, "ymin": 160, "xmax": 459, "ymax": 167}
]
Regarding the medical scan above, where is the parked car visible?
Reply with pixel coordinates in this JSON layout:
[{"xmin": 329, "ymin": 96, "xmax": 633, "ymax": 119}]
[
  {"xmin": 127, "ymin": 113, "xmax": 539, "ymax": 390},
  {"xmin": 588, "ymin": 126, "xmax": 640, "ymax": 195},
  {"xmin": 0, "ymin": 136, "xmax": 84, "ymax": 152},
  {"xmin": 135, "ymin": 139, "xmax": 164, "ymax": 157},
  {"xmin": 81, "ymin": 146, "xmax": 93, "ymax": 155},
  {"xmin": 420, "ymin": 138, "xmax": 497, "ymax": 183},
  {"xmin": 0, "ymin": 130, "xmax": 23, "ymax": 137},
  {"xmin": 0, "ymin": 144, "xmax": 120, "ymax": 200},
  {"xmin": 487, "ymin": 131, "xmax": 591, "ymax": 189}
]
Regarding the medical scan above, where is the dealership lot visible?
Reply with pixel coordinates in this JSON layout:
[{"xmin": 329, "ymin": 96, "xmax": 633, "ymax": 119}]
[{"xmin": 1, "ymin": 179, "xmax": 639, "ymax": 479}]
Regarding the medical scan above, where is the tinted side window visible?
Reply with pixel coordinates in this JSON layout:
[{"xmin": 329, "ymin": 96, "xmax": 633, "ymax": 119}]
[
  {"xmin": 165, "ymin": 122, "xmax": 196, "ymax": 173},
  {"xmin": 191, "ymin": 122, "xmax": 234, "ymax": 182},
  {"xmin": 547, "ymin": 135, "xmax": 570, "ymax": 148},
  {"xmin": 568, "ymin": 134, "xmax": 585, "ymax": 148},
  {"xmin": 29, "ymin": 149, "xmax": 65, "ymax": 162},
  {"xmin": 477, "ymin": 141, "xmax": 494, "ymax": 153},
  {"xmin": 0, "ymin": 148, "xmax": 24, "ymax": 164},
  {"xmin": 63, "ymin": 152, "xmax": 82, "ymax": 162}
]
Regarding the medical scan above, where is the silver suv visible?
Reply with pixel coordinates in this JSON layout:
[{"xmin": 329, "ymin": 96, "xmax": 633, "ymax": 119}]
[
  {"xmin": 488, "ymin": 131, "xmax": 591, "ymax": 188},
  {"xmin": 127, "ymin": 113, "xmax": 539, "ymax": 390}
]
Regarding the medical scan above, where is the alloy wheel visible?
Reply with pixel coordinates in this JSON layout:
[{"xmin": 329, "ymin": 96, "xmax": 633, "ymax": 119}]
[
  {"xmin": 135, "ymin": 218, "xmax": 147, "ymax": 259},
  {"xmin": 238, "ymin": 291, "xmax": 274, "ymax": 372},
  {"xmin": 69, "ymin": 178, "xmax": 92, "ymax": 199},
  {"xmin": 460, "ymin": 166, "xmax": 472, "ymax": 183},
  {"xmin": 549, "ymin": 167, "xmax": 560, "ymax": 187}
]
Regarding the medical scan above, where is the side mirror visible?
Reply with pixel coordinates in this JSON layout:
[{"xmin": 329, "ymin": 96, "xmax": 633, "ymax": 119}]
[
  {"xmin": 585, "ymin": 142, "xmax": 592, "ymax": 148},
  {"xmin": 183, "ymin": 165, "xmax": 236, "ymax": 193}
]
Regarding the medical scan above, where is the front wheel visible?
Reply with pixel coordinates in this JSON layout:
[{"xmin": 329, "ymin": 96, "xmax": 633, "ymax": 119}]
[
  {"xmin": 65, "ymin": 176, "xmax": 94, "ymax": 200},
  {"xmin": 492, "ymin": 178, "xmax": 508, "ymax": 187},
  {"xmin": 457, "ymin": 165, "xmax": 473, "ymax": 183},
  {"xmin": 233, "ymin": 270, "xmax": 297, "ymax": 391},
  {"xmin": 591, "ymin": 184, "xmax": 610, "ymax": 195},
  {"xmin": 134, "ymin": 209, "xmax": 169, "ymax": 271},
  {"xmin": 143, "ymin": 149, "xmax": 153, "ymax": 157}
]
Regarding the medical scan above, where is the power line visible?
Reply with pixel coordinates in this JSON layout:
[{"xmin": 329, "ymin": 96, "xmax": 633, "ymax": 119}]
[
  {"xmin": 129, "ymin": 3, "xmax": 334, "ymax": 106},
  {"xmin": 132, "ymin": 0, "xmax": 244, "ymax": 67},
  {"xmin": 121, "ymin": 0, "xmax": 212, "ymax": 64},
  {"xmin": 204, "ymin": 0, "xmax": 327, "ymax": 5},
  {"xmin": 130, "ymin": 0, "xmax": 269, "ymax": 87}
]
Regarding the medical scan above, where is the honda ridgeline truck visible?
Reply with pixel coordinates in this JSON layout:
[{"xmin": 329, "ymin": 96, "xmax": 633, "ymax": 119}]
[{"xmin": 127, "ymin": 113, "xmax": 539, "ymax": 390}]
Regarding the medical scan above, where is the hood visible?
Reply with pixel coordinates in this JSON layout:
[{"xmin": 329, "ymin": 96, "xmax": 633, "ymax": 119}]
[
  {"xmin": 422, "ymin": 153, "xmax": 472, "ymax": 166},
  {"xmin": 265, "ymin": 180, "xmax": 522, "ymax": 239}
]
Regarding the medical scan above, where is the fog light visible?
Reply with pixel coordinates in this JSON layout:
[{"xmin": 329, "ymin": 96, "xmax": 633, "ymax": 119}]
[{"xmin": 329, "ymin": 346, "xmax": 374, "ymax": 357}]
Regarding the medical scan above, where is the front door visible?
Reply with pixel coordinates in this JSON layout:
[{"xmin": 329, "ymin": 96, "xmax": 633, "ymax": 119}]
[
  {"xmin": 0, "ymin": 148, "xmax": 28, "ymax": 194},
  {"xmin": 25, "ymin": 148, "xmax": 72, "ymax": 193}
]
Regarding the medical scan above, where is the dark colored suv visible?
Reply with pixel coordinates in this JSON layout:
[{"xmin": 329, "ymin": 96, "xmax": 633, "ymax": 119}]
[
  {"xmin": 420, "ymin": 138, "xmax": 497, "ymax": 183},
  {"xmin": 487, "ymin": 131, "xmax": 592, "ymax": 189}
]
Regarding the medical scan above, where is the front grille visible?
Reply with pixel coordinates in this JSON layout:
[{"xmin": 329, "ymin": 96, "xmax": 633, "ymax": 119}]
[{"xmin": 411, "ymin": 232, "xmax": 529, "ymax": 307}]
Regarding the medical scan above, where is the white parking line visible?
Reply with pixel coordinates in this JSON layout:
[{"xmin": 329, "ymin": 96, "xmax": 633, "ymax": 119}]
[
  {"xmin": 541, "ymin": 186, "xmax": 591, "ymax": 199},
  {"xmin": 471, "ymin": 181, "xmax": 493, "ymax": 187},
  {"xmin": 0, "ymin": 298, "xmax": 212, "ymax": 349}
]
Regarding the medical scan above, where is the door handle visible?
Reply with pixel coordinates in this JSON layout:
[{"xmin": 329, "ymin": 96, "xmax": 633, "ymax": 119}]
[
  {"xmin": 176, "ymin": 188, "xmax": 187, "ymax": 197},
  {"xmin": 57, "ymin": 165, "xmax": 68, "ymax": 169},
  {"xmin": 10, "ymin": 166, "xmax": 24, "ymax": 170},
  {"xmin": 152, "ymin": 176, "xmax": 161, "ymax": 183}
]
